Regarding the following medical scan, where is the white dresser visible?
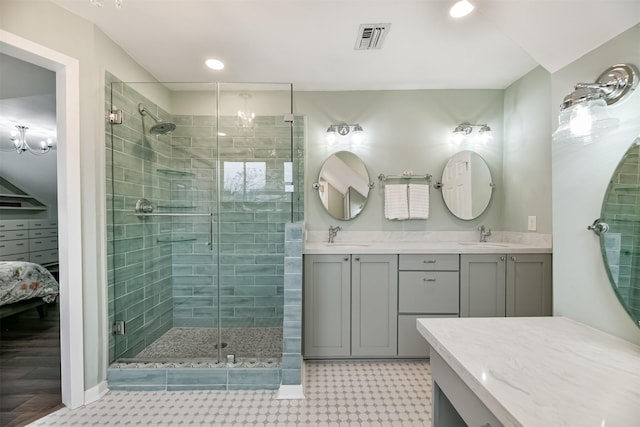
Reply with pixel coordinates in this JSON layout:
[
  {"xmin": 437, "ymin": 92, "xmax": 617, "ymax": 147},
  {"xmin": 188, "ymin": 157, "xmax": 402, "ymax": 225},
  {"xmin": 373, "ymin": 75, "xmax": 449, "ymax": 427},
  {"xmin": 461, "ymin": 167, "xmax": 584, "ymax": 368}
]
[{"xmin": 0, "ymin": 219, "xmax": 59, "ymax": 267}]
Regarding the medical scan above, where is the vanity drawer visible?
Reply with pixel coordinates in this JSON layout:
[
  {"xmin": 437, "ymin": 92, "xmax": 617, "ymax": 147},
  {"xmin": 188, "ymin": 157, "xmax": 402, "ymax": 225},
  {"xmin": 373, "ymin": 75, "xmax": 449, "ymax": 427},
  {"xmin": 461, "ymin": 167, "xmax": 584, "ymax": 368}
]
[
  {"xmin": 30, "ymin": 237, "xmax": 58, "ymax": 251},
  {"xmin": 0, "ymin": 240, "xmax": 29, "ymax": 256},
  {"xmin": 29, "ymin": 228, "xmax": 58, "ymax": 238},
  {"xmin": 399, "ymin": 271, "xmax": 459, "ymax": 313},
  {"xmin": 399, "ymin": 254, "xmax": 459, "ymax": 271},
  {"xmin": 0, "ymin": 220, "xmax": 29, "ymax": 231},
  {"xmin": 398, "ymin": 314, "xmax": 458, "ymax": 358},
  {"xmin": 29, "ymin": 249, "xmax": 58, "ymax": 265},
  {"xmin": 0, "ymin": 230, "xmax": 29, "ymax": 241}
]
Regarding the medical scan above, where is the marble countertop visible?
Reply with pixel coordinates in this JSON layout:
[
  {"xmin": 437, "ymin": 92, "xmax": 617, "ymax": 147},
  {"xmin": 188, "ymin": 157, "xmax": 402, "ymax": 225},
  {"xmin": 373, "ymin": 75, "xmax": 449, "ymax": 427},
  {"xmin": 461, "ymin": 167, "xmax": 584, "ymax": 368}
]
[
  {"xmin": 304, "ymin": 230, "xmax": 552, "ymax": 254},
  {"xmin": 417, "ymin": 317, "xmax": 640, "ymax": 427}
]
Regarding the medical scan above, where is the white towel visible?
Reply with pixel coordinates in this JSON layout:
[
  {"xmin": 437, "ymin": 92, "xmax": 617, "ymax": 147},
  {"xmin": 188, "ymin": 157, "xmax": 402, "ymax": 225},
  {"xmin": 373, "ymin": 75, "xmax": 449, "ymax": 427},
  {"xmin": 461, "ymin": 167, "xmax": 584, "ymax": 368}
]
[
  {"xmin": 408, "ymin": 183, "xmax": 429, "ymax": 219},
  {"xmin": 384, "ymin": 184, "xmax": 409, "ymax": 220}
]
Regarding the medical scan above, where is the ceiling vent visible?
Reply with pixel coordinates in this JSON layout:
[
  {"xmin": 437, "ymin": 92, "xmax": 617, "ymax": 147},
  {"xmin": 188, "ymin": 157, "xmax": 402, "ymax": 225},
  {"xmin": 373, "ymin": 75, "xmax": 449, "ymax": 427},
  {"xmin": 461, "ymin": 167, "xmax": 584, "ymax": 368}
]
[{"xmin": 355, "ymin": 23, "xmax": 391, "ymax": 50}]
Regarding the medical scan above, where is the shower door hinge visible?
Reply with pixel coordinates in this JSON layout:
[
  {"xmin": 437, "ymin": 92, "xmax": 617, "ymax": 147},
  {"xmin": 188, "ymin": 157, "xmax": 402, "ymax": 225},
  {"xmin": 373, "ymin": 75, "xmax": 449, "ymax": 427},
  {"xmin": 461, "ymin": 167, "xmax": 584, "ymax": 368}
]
[
  {"xmin": 112, "ymin": 320, "xmax": 125, "ymax": 335},
  {"xmin": 109, "ymin": 108, "xmax": 123, "ymax": 124}
]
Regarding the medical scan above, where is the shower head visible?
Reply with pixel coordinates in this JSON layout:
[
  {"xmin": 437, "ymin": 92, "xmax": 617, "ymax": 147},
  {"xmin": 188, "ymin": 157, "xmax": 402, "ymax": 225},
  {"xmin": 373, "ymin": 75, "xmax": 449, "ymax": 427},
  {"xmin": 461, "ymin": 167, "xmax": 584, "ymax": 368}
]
[{"xmin": 138, "ymin": 103, "xmax": 176, "ymax": 135}]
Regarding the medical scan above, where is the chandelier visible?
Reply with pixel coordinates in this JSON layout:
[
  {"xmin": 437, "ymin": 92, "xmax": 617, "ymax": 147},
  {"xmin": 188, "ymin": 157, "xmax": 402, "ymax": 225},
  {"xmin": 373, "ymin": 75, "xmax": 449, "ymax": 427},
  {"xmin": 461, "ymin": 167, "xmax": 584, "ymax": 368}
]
[
  {"xmin": 1, "ymin": 125, "xmax": 55, "ymax": 155},
  {"xmin": 90, "ymin": 0, "xmax": 123, "ymax": 8},
  {"xmin": 237, "ymin": 93, "xmax": 255, "ymax": 128}
]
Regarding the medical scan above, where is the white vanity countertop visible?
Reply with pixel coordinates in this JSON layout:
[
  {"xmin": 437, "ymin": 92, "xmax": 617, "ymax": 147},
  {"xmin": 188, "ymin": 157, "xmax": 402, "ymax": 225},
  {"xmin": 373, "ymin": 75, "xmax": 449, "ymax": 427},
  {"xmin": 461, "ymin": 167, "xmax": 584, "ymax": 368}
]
[
  {"xmin": 303, "ymin": 230, "xmax": 552, "ymax": 254},
  {"xmin": 417, "ymin": 317, "xmax": 640, "ymax": 427}
]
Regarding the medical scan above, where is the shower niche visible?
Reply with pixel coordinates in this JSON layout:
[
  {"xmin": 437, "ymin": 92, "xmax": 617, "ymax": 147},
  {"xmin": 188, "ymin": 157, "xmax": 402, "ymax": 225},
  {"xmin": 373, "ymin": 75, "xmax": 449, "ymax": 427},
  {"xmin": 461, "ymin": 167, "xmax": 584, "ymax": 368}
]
[{"xmin": 106, "ymin": 77, "xmax": 303, "ymax": 372}]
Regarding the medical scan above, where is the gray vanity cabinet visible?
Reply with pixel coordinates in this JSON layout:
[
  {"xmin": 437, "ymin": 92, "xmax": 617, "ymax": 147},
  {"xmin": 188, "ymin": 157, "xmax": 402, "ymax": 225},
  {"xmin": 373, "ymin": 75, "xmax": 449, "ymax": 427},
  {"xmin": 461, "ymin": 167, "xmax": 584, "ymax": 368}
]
[
  {"xmin": 460, "ymin": 254, "xmax": 552, "ymax": 317},
  {"xmin": 397, "ymin": 254, "xmax": 460, "ymax": 358},
  {"xmin": 303, "ymin": 254, "xmax": 351, "ymax": 357},
  {"xmin": 303, "ymin": 254, "xmax": 398, "ymax": 358},
  {"xmin": 506, "ymin": 254, "xmax": 552, "ymax": 317},
  {"xmin": 351, "ymin": 254, "xmax": 398, "ymax": 357}
]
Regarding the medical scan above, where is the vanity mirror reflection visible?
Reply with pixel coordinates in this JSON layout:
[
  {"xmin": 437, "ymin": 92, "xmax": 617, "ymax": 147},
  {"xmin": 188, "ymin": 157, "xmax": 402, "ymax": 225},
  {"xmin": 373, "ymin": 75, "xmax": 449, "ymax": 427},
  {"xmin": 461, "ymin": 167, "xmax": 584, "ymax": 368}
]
[
  {"xmin": 440, "ymin": 150, "xmax": 494, "ymax": 220},
  {"xmin": 598, "ymin": 139, "xmax": 640, "ymax": 327},
  {"xmin": 313, "ymin": 151, "xmax": 373, "ymax": 220}
]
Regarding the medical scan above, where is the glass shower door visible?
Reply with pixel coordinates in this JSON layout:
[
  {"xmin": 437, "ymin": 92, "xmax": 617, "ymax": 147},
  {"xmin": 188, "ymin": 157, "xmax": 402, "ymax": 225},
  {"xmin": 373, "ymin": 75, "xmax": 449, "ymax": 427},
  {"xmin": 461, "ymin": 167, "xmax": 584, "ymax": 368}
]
[{"xmin": 216, "ymin": 83, "xmax": 294, "ymax": 363}]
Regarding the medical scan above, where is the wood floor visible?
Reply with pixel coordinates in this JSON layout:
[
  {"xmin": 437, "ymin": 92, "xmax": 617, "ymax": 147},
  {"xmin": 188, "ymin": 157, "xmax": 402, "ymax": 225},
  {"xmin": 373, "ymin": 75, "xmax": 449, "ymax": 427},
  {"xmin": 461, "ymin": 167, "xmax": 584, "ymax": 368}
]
[{"xmin": 0, "ymin": 303, "xmax": 62, "ymax": 427}]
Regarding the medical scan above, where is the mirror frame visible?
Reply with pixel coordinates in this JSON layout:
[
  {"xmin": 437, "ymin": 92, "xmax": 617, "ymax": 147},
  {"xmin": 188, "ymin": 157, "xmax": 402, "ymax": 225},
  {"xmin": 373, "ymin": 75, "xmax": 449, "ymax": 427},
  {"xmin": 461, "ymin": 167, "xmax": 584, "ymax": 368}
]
[
  {"xmin": 440, "ymin": 150, "xmax": 494, "ymax": 221},
  {"xmin": 313, "ymin": 150, "xmax": 372, "ymax": 221},
  {"xmin": 598, "ymin": 140, "xmax": 640, "ymax": 328}
]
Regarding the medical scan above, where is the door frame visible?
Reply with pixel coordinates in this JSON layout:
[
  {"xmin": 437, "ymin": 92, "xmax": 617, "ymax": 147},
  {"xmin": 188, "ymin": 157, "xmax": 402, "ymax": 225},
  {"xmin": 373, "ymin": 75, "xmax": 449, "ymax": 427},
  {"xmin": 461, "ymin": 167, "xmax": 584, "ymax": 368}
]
[{"xmin": 0, "ymin": 30, "xmax": 85, "ymax": 409}]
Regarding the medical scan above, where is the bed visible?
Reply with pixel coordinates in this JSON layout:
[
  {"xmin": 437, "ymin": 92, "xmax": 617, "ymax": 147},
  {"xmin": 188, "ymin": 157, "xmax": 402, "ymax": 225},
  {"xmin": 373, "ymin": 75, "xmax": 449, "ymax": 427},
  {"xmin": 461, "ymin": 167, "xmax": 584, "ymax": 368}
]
[{"xmin": 0, "ymin": 261, "xmax": 59, "ymax": 319}]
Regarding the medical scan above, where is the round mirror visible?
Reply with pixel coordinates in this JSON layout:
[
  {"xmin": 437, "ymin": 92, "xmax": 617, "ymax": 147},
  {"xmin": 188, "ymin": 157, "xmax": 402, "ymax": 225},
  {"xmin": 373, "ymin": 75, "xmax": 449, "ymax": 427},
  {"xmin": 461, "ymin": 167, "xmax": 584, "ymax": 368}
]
[
  {"xmin": 315, "ymin": 151, "xmax": 371, "ymax": 220},
  {"xmin": 441, "ymin": 150, "xmax": 493, "ymax": 220},
  {"xmin": 599, "ymin": 139, "xmax": 640, "ymax": 328}
]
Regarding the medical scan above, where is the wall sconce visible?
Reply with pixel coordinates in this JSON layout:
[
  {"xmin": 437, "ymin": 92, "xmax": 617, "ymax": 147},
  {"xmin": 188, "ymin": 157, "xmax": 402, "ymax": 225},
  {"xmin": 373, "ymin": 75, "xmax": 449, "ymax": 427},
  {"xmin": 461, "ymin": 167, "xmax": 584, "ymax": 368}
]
[
  {"xmin": 326, "ymin": 123, "xmax": 364, "ymax": 144},
  {"xmin": 452, "ymin": 122, "xmax": 492, "ymax": 144},
  {"xmin": 0, "ymin": 125, "xmax": 55, "ymax": 155},
  {"xmin": 553, "ymin": 63, "xmax": 638, "ymax": 144}
]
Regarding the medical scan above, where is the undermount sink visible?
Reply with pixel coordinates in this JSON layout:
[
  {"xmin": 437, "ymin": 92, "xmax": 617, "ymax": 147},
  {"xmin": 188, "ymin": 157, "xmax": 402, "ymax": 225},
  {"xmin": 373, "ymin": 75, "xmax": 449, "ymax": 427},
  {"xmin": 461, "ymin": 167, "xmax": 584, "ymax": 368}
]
[
  {"xmin": 458, "ymin": 242, "xmax": 509, "ymax": 248},
  {"xmin": 323, "ymin": 242, "xmax": 370, "ymax": 247}
]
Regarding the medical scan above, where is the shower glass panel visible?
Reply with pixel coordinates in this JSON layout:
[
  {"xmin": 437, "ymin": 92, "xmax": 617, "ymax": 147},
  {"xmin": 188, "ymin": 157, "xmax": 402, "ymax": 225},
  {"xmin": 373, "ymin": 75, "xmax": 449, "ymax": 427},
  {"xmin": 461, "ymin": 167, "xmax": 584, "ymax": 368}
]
[
  {"xmin": 107, "ymin": 77, "xmax": 298, "ymax": 365},
  {"xmin": 217, "ymin": 83, "xmax": 294, "ymax": 362}
]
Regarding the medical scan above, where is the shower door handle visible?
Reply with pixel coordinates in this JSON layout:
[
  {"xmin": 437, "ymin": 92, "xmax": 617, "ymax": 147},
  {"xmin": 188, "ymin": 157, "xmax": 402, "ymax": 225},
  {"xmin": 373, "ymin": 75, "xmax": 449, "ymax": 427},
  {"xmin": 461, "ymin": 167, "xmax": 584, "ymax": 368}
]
[{"xmin": 208, "ymin": 212, "xmax": 214, "ymax": 250}]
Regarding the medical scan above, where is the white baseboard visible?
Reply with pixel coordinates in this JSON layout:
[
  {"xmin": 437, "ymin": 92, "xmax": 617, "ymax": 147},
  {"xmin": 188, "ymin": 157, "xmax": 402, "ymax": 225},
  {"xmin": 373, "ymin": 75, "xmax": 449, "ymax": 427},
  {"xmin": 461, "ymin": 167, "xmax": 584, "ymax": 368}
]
[
  {"xmin": 277, "ymin": 384, "xmax": 305, "ymax": 400},
  {"xmin": 84, "ymin": 381, "xmax": 109, "ymax": 405}
]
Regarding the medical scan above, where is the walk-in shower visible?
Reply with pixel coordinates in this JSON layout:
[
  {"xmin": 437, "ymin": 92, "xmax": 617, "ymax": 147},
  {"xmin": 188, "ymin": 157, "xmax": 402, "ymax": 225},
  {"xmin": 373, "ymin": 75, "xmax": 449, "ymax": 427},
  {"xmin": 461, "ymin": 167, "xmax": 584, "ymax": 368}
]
[{"xmin": 106, "ymin": 77, "xmax": 303, "ymax": 373}]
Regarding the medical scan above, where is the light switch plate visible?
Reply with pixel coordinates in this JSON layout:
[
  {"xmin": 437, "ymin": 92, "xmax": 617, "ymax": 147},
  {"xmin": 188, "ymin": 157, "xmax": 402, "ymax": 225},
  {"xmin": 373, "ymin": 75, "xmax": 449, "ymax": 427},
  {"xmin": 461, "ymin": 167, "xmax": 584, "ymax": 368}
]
[{"xmin": 528, "ymin": 216, "xmax": 537, "ymax": 231}]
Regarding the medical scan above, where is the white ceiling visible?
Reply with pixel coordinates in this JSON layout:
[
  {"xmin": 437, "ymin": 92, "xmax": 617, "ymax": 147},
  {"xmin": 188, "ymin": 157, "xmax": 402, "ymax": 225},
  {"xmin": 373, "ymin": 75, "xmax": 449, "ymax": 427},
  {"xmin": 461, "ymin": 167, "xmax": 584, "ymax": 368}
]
[{"xmin": 49, "ymin": 0, "xmax": 640, "ymax": 91}]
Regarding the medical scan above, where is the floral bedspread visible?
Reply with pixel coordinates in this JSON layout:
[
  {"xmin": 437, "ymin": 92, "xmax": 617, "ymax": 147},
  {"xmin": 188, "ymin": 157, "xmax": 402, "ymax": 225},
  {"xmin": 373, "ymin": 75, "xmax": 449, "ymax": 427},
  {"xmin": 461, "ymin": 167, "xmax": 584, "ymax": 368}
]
[{"xmin": 0, "ymin": 261, "xmax": 59, "ymax": 307}]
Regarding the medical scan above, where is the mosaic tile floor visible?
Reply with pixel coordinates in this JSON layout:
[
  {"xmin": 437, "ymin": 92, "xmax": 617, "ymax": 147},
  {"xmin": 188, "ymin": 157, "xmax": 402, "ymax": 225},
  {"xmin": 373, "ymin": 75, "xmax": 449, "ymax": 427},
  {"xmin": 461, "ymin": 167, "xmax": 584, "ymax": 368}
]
[
  {"xmin": 126, "ymin": 327, "xmax": 283, "ymax": 362},
  {"xmin": 31, "ymin": 360, "xmax": 432, "ymax": 426}
]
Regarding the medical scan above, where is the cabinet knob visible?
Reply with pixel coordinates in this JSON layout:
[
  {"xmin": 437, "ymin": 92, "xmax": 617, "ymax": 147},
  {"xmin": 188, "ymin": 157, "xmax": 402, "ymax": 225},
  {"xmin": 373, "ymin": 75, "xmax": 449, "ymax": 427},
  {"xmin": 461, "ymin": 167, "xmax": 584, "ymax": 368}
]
[
  {"xmin": 500, "ymin": 256, "xmax": 505, "ymax": 261},
  {"xmin": 511, "ymin": 256, "xmax": 517, "ymax": 261},
  {"xmin": 354, "ymin": 257, "xmax": 360, "ymax": 261},
  {"xmin": 343, "ymin": 257, "xmax": 349, "ymax": 261},
  {"xmin": 423, "ymin": 278, "xmax": 436, "ymax": 282}
]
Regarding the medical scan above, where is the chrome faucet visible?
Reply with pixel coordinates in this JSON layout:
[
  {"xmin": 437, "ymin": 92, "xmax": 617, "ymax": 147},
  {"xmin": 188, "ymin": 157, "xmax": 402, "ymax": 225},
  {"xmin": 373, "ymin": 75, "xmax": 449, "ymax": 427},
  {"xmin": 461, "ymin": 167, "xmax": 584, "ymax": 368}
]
[
  {"xmin": 328, "ymin": 225, "xmax": 341, "ymax": 243},
  {"xmin": 478, "ymin": 225, "xmax": 491, "ymax": 242}
]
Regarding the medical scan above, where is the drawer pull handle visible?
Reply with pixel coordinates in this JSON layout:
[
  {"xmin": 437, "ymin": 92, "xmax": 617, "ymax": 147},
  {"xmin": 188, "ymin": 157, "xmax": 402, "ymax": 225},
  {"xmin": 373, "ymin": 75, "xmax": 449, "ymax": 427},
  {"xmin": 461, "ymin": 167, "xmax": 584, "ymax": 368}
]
[
  {"xmin": 423, "ymin": 278, "xmax": 436, "ymax": 282},
  {"xmin": 423, "ymin": 260, "xmax": 436, "ymax": 263}
]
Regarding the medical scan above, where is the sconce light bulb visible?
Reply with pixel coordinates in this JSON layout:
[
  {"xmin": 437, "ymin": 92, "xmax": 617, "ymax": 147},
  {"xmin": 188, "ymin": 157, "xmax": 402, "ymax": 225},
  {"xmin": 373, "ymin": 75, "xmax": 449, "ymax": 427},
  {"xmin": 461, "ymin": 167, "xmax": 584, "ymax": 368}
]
[
  {"xmin": 569, "ymin": 105, "xmax": 593, "ymax": 136},
  {"xmin": 452, "ymin": 132, "xmax": 465, "ymax": 144},
  {"xmin": 352, "ymin": 132, "xmax": 364, "ymax": 145}
]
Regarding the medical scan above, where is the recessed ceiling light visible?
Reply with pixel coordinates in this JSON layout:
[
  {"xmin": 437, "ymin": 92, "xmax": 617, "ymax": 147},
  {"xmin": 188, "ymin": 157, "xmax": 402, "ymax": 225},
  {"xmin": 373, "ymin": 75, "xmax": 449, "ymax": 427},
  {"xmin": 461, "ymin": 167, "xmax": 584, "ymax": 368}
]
[
  {"xmin": 450, "ymin": 0, "xmax": 474, "ymax": 18},
  {"xmin": 205, "ymin": 58, "xmax": 225, "ymax": 70}
]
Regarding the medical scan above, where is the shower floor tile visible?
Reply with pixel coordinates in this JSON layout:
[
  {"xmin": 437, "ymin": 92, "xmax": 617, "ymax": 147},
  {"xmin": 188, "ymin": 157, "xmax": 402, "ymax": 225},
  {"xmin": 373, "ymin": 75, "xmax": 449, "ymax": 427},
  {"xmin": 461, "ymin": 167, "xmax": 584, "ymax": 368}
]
[
  {"xmin": 32, "ymin": 359, "xmax": 432, "ymax": 426},
  {"xmin": 130, "ymin": 327, "xmax": 283, "ymax": 361}
]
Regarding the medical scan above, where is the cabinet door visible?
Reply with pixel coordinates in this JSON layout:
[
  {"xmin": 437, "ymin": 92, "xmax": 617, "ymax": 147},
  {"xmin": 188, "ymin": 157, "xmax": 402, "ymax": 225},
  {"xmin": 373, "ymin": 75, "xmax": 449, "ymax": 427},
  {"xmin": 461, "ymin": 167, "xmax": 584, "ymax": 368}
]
[
  {"xmin": 506, "ymin": 254, "xmax": 552, "ymax": 317},
  {"xmin": 352, "ymin": 254, "xmax": 398, "ymax": 357},
  {"xmin": 304, "ymin": 254, "xmax": 351, "ymax": 357},
  {"xmin": 460, "ymin": 254, "xmax": 506, "ymax": 317}
]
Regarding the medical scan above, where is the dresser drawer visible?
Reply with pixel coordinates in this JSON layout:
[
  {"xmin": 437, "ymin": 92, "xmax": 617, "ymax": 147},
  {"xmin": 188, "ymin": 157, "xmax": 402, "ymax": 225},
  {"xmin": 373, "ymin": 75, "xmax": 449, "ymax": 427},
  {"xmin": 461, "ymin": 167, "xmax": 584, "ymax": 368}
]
[
  {"xmin": 0, "ymin": 239, "xmax": 29, "ymax": 256},
  {"xmin": 0, "ymin": 220, "xmax": 29, "ymax": 231},
  {"xmin": 399, "ymin": 254, "xmax": 459, "ymax": 271},
  {"xmin": 29, "ymin": 220, "xmax": 58, "ymax": 229},
  {"xmin": 29, "ymin": 249, "xmax": 58, "ymax": 265},
  {"xmin": 0, "ymin": 253, "xmax": 30, "ymax": 262},
  {"xmin": 0, "ymin": 230, "xmax": 29, "ymax": 240},
  {"xmin": 30, "ymin": 237, "xmax": 58, "ymax": 251},
  {"xmin": 399, "ymin": 271, "xmax": 459, "ymax": 313},
  {"xmin": 29, "ymin": 228, "xmax": 58, "ymax": 238}
]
